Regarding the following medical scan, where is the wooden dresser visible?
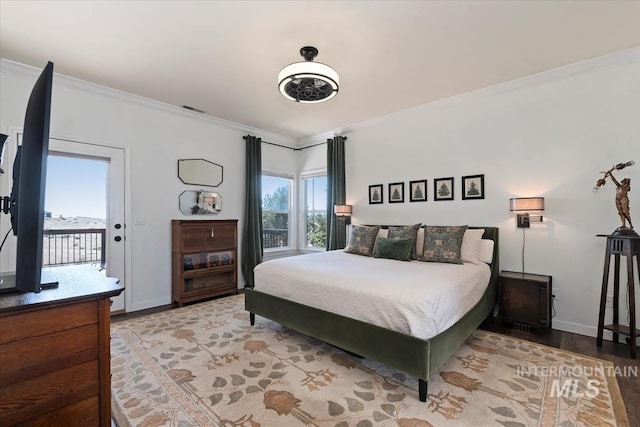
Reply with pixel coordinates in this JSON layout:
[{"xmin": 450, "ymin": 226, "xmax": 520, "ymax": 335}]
[
  {"xmin": 172, "ymin": 219, "xmax": 238, "ymax": 307},
  {"xmin": 0, "ymin": 266, "xmax": 123, "ymax": 426}
]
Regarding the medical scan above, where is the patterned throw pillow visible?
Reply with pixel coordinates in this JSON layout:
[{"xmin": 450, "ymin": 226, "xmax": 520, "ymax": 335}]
[
  {"xmin": 374, "ymin": 237, "xmax": 414, "ymax": 261},
  {"xmin": 419, "ymin": 225, "xmax": 468, "ymax": 264},
  {"xmin": 388, "ymin": 224, "xmax": 421, "ymax": 259},
  {"xmin": 344, "ymin": 225, "xmax": 381, "ymax": 257}
]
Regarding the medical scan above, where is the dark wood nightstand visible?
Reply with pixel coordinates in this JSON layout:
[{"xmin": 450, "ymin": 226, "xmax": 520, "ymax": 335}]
[{"xmin": 499, "ymin": 271, "xmax": 553, "ymax": 329}]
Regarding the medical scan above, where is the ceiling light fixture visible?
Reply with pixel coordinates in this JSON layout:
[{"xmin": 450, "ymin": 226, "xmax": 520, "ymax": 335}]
[{"xmin": 278, "ymin": 46, "xmax": 339, "ymax": 103}]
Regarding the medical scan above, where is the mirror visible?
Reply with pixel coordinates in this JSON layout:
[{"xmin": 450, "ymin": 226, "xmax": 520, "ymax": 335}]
[
  {"xmin": 179, "ymin": 190, "xmax": 221, "ymax": 215},
  {"xmin": 178, "ymin": 159, "xmax": 223, "ymax": 187}
]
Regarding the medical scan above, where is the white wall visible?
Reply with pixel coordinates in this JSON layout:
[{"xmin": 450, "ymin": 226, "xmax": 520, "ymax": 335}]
[
  {"xmin": 2, "ymin": 48, "xmax": 639, "ymax": 335},
  {"xmin": 0, "ymin": 59, "xmax": 296, "ymax": 311},
  {"xmin": 335, "ymin": 48, "xmax": 640, "ymax": 338}
]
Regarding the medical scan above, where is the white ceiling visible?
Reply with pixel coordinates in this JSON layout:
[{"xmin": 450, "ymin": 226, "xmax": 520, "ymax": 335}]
[{"xmin": 2, "ymin": 1, "xmax": 640, "ymax": 141}]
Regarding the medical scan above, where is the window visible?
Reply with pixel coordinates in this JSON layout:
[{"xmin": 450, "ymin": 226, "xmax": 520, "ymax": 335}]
[
  {"xmin": 303, "ymin": 175, "xmax": 327, "ymax": 249},
  {"xmin": 262, "ymin": 174, "xmax": 292, "ymax": 250}
]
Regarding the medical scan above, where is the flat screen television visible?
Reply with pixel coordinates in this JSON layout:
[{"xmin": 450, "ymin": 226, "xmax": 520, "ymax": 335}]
[{"xmin": 0, "ymin": 61, "xmax": 56, "ymax": 293}]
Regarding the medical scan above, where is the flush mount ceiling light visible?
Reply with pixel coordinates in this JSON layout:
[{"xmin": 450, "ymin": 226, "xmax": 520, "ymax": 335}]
[{"xmin": 278, "ymin": 46, "xmax": 339, "ymax": 103}]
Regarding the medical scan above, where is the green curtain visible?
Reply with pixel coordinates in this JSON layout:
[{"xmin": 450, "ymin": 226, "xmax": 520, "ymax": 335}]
[
  {"xmin": 241, "ymin": 135, "xmax": 263, "ymax": 288},
  {"xmin": 326, "ymin": 136, "xmax": 346, "ymax": 250}
]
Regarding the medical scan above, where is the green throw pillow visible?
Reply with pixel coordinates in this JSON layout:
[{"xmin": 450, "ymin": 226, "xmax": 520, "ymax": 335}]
[
  {"xmin": 419, "ymin": 225, "xmax": 468, "ymax": 264},
  {"xmin": 374, "ymin": 237, "xmax": 414, "ymax": 261},
  {"xmin": 388, "ymin": 223, "xmax": 421, "ymax": 259}
]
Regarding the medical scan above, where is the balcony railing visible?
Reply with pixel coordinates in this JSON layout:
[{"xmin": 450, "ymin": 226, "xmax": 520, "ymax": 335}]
[
  {"xmin": 263, "ymin": 228, "xmax": 288, "ymax": 249},
  {"xmin": 43, "ymin": 228, "xmax": 106, "ymax": 267}
]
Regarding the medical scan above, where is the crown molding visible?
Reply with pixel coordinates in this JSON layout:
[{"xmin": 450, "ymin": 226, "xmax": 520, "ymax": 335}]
[
  {"xmin": 0, "ymin": 58, "xmax": 297, "ymax": 148},
  {"xmin": 4, "ymin": 45, "xmax": 638, "ymax": 150}
]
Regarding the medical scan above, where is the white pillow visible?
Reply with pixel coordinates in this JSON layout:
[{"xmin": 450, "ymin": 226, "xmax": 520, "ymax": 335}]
[
  {"xmin": 478, "ymin": 239, "xmax": 495, "ymax": 264},
  {"xmin": 461, "ymin": 229, "xmax": 485, "ymax": 264},
  {"xmin": 416, "ymin": 227, "xmax": 425, "ymax": 257},
  {"xmin": 377, "ymin": 228, "xmax": 389, "ymax": 240}
]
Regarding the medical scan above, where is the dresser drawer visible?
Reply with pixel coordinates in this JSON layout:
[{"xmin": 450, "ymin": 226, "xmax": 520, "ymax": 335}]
[
  {"xmin": 183, "ymin": 270, "xmax": 236, "ymax": 294},
  {"xmin": 180, "ymin": 224, "xmax": 235, "ymax": 251}
]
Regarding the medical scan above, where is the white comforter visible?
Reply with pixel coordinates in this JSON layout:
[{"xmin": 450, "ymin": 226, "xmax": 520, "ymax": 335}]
[{"xmin": 253, "ymin": 250, "xmax": 491, "ymax": 340}]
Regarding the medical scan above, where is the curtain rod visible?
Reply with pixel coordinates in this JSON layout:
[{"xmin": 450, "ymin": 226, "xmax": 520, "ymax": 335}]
[{"xmin": 243, "ymin": 135, "xmax": 347, "ymax": 151}]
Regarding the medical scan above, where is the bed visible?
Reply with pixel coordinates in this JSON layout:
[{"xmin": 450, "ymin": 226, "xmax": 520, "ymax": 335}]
[{"xmin": 244, "ymin": 226, "xmax": 499, "ymax": 402}]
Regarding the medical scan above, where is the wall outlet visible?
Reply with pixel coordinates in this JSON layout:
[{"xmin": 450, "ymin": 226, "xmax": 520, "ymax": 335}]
[{"xmin": 606, "ymin": 295, "xmax": 614, "ymax": 309}]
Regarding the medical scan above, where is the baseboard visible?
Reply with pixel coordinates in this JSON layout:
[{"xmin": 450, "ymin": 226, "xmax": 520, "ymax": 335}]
[
  {"xmin": 553, "ymin": 319, "xmax": 636, "ymax": 344},
  {"xmin": 130, "ymin": 296, "xmax": 172, "ymax": 312}
]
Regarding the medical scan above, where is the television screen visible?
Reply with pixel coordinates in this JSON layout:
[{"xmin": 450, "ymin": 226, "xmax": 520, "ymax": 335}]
[{"xmin": 0, "ymin": 61, "xmax": 54, "ymax": 293}]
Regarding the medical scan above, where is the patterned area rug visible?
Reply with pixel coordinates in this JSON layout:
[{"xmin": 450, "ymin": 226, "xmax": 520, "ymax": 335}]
[{"xmin": 111, "ymin": 294, "xmax": 628, "ymax": 427}]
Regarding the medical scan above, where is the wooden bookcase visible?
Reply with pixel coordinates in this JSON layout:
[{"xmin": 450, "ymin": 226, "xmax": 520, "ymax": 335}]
[{"xmin": 171, "ymin": 219, "xmax": 238, "ymax": 307}]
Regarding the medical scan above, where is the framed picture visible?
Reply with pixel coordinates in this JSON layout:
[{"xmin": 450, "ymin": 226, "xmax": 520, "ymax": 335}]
[
  {"xmin": 369, "ymin": 184, "xmax": 383, "ymax": 204},
  {"xmin": 462, "ymin": 174, "xmax": 485, "ymax": 200},
  {"xmin": 434, "ymin": 177, "xmax": 454, "ymax": 201},
  {"xmin": 409, "ymin": 179, "xmax": 427, "ymax": 202},
  {"xmin": 388, "ymin": 182, "xmax": 405, "ymax": 203}
]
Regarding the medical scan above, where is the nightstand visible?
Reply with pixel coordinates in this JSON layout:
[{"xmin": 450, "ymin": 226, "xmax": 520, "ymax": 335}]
[{"xmin": 498, "ymin": 271, "xmax": 553, "ymax": 329}]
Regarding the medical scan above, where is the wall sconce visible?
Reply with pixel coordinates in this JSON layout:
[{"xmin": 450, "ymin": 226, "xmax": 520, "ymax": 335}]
[
  {"xmin": 510, "ymin": 197, "xmax": 545, "ymax": 228},
  {"xmin": 334, "ymin": 204, "xmax": 352, "ymax": 225}
]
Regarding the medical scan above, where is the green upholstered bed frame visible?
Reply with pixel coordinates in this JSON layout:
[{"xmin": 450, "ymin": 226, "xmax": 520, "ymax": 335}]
[{"xmin": 244, "ymin": 226, "xmax": 499, "ymax": 402}]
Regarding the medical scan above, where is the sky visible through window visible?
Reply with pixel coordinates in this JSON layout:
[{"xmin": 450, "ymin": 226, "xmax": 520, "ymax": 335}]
[
  {"xmin": 45, "ymin": 155, "xmax": 107, "ymax": 219},
  {"xmin": 261, "ymin": 174, "xmax": 327, "ymax": 209},
  {"xmin": 262, "ymin": 175, "xmax": 288, "ymax": 203}
]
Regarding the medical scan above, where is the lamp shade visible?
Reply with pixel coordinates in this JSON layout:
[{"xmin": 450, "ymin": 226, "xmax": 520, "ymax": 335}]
[
  {"xmin": 510, "ymin": 197, "xmax": 545, "ymax": 211},
  {"xmin": 334, "ymin": 204, "xmax": 352, "ymax": 216}
]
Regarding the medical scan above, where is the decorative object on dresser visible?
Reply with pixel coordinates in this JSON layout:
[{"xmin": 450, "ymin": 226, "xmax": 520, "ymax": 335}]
[
  {"xmin": 596, "ymin": 233, "xmax": 639, "ymax": 358},
  {"xmin": 0, "ymin": 266, "xmax": 123, "ymax": 426},
  {"xmin": 461, "ymin": 174, "xmax": 485, "ymax": 200},
  {"xmin": 172, "ymin": 219, "xmax": 238, "ymax": 307},
  {"xmin": 594, "ymin": 160, "xmax": 636, "ymax": 236},
  {"xmin": 433, "ymin": 177, "xmax": 454, "ymax": 201},
  {"xmin": 498, "ymin": 270, "xmax": 552, "ymax": 330}
]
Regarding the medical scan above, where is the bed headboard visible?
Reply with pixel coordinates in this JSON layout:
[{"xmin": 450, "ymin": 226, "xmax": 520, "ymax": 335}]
[
  {"xmin": 470, "ymin": 226, "xmax": 499, "ymax": 281},
  {"xmin": 368, "ymin": 224, "xmax": 500, "ymax": 284}
]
